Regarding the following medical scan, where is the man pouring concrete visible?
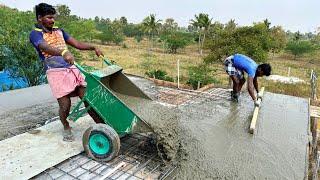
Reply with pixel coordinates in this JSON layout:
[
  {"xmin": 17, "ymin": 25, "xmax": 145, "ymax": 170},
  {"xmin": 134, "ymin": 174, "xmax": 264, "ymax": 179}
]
[
  {"xmin": 224, "ymin": 54, "xmax": 271, "ymax": 106},
  {"xmin": 29, "ymin": 3, "xmax": 104, "ymax": 141}
]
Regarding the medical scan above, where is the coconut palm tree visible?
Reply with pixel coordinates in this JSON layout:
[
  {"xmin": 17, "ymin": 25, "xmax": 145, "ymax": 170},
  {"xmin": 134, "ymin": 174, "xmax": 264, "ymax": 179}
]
[
  {"xmin": 142, "ymin": 14, "xmax": 162, "ymax": 50},
  {"xmin": 199, "ymin": 14, "xmax": 212, "ymax": 55},
  {"xmin": 190, "ymin": 14, "xmax": 203, "ymax": 54},
  {"xmin": 190, "ymin": 13, "xmax": 212, "ymax": 56}
]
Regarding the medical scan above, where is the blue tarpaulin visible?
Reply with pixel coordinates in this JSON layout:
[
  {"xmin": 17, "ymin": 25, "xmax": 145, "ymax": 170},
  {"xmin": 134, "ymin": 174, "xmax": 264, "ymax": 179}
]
[{"xmin": 0, "ymin": 70, "xmax": 28, "ymax": 92}]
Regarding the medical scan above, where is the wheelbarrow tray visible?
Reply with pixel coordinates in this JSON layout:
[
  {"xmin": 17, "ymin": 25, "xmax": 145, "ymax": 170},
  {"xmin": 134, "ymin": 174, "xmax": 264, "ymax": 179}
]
[{"xmin": 69, "ymin": 61, "xmax": 153, "ymax": 136}]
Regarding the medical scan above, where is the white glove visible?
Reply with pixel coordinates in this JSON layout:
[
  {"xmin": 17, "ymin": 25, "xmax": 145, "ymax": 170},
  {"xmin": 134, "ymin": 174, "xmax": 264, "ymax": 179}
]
[
  {"xmin": 257, "ymin": 92, "xmax": 263, "ymax": 100},
  {"xmin": 254, "ymin": 100, "xmax": 261, "ymax": 107}
]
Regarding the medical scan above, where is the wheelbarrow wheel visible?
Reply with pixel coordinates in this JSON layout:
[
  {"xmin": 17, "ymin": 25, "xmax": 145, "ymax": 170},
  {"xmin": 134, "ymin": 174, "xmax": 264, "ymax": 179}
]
[{"xmin": 83, "ymin": 124, "xmax": 120, "ymax": 162}]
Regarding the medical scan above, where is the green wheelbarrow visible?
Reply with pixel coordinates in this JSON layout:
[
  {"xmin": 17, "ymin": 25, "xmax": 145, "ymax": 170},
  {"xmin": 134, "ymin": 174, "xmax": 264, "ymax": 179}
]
[{"xmin": 69, "ymin": 59, "xmax": 153, "ymax": 162}]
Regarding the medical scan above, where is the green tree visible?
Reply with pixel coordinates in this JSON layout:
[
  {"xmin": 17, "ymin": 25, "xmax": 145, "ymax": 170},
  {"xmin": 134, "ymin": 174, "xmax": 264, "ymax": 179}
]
[
  {"xmin": 141, "ymin": 14, "xmax": 162, "ymax": 50},
  {"xmin": 311, "ymin": 31, "xmax": 320, "ymax": 46},
  {"xmin": 145, "ymin": 69, "xmax": 173, "ymax": 82},
  {"xmin": 162, "ymin": 18, "xmax": 178, "ymax": 33},
  {"xmin": 286, "ymin": 40, "xmax": 315, "ymax": 59},
  {"xmin": 190, "ymin": 13, "xmax": 212, "ymax": 55},
  {"xmin": 190, "ymin": 14, "xmax": 202, "ymax": 53},
  {"xmin": 55, "ymin": 4, "xmax": 71, "ymax": 25},
  {"xmin": 263, "ymin": 18, "xmax": 271, "ymax": 30},
  {"xmin": 67, "ymin": 20, "xmax": 98, "ymax": 42},
  {"xmin": 94, "ymin": 17, "xmax": 125, "ymax": 45},
  {"xmin": 269, "ymin": 26, "xmax": 287, "ymax": 57},
  {"xmin": 56, "ymin": 4, "xmax": 71, "ymax": 17},
  {"xmin": 187, "ymin": 63, "xmax": 217, "ymax": 89},
  {"xmin": 123, "ymin": 23, "xmax": 143, "ymax": 37},
  {"xmin": 0, "ymin": 6, "xmax": 45, "ymax": 86},
  {"xmin": 119, "ymin": 16, "xmax": 128, "ymax": 26},
  {"xmin": 96, "ymin": 23, "xmax": 124, "ymax": 45},
  {"xmin": 199, "ymin": 14, "xmax": 212, "ymax": 55},
  {"xmin": 294, "ymin": 31, "xmax": 302, "ymax": 41},
  {"xmin": 205, "ymin": 21, "xmax": 272, "ymax": 63},
  {"xmin": 225, "ymin": 19, "xmax": 236, "ymax": 32},
  {"xmin": 94, "ymin": 16, "xmax": 100, "ymax": 23},
  {"xmin": 160, "ymin": 31, "xmax": 192, "ymax": 53}
]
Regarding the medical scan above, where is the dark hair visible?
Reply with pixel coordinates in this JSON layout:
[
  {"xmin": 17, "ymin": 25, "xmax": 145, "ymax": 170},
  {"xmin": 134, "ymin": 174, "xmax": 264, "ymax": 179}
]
[
  {"xmin": 258, "ymin": 63, "xmax": 272, "ymax": 76},
  {"xmin": 35, "ymin": 3, "xmax": 56, "ymax": 20}
]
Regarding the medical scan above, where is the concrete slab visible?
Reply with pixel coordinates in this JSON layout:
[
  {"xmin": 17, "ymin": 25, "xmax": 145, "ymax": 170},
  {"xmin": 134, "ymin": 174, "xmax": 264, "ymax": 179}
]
[
  {"xmin": 176, "ymin": 92, "xmax": 309, "ymax": 179},
  {"xmin": 0, "ymin": 116, "xmax": 95, "ymax": 180},
  {"xmin": 0, "ymin": 84, "xmax": 54, "ymax": 114}
]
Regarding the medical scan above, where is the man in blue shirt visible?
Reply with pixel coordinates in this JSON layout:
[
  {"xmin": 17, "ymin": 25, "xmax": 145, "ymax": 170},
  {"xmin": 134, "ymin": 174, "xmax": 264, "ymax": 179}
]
[{"xmin": 224, "ymin": 54, "xmax": 271, "ymax": 106}]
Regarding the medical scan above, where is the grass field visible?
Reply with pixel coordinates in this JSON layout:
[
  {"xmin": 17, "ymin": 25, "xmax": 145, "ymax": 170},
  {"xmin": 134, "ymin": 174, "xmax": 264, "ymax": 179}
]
[{"xmin": 80, "ymin": 37, "xmax": 320, "ymax": 100}]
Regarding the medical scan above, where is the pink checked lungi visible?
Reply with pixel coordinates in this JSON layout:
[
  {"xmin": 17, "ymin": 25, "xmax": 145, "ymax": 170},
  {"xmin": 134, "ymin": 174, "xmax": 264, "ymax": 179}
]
[{"xmin": 46, "ymin": 65, "xmax": 86, "ymax": 99}]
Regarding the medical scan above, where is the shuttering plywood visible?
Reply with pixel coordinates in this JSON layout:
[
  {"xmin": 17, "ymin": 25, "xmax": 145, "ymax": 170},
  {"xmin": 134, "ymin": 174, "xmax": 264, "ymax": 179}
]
[{"xmin": 0, "ymin": 116, "xmax": 95, "ymax": 180}]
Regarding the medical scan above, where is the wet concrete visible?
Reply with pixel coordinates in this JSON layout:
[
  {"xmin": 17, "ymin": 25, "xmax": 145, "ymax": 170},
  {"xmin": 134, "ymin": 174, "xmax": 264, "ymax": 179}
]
[
  {"xmin": 176, "ymin": 92, "xmax": 308, "ymax": 179},
  {"xmin": 114, "ymin": 92, "xmax": 181, "ymax": 162},
  {"xmin": 121, "ymin": 77, "xmax": 309, "ymax": 179},
  {"xmin": 127, "ymin": 75, "xmax": 160, "ymax": 100}
]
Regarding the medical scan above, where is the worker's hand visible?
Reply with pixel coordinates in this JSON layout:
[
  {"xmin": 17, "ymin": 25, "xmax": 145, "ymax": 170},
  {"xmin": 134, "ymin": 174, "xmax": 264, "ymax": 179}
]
[
  {"xmin": 94, "ymin": 47, "xmax": 104, "ymax": 57},
  {"xmin": 254, "ymin": 100, "xmax": 261, "ymax": 107},
  {"xmin": 257, "ymin": 92, "xmax": 263, "ymax": 100},
  {"xmin": 63, "ymin": 51, "xmax": 75, "ymax": 65}
]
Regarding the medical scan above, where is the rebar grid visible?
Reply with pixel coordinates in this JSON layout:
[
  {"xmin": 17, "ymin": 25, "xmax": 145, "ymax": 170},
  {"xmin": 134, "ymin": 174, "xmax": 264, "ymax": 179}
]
[
  {"xmin": 32, "ymin": 86, "xmax": 229, "ymax": 179},
  {"xmin": 32, "ymin": 134, "xmax": 176, "ymax": 180},
  {"xmin": 156, "ymin": 86, "xmax": 231, "ymax": 106}
]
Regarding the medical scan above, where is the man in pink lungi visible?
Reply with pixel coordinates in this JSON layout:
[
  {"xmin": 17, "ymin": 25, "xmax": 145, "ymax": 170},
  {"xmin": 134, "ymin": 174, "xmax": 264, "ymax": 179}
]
[{"xmin": 30, "ymin": 3, "xmax": 103, "ymax": 141}]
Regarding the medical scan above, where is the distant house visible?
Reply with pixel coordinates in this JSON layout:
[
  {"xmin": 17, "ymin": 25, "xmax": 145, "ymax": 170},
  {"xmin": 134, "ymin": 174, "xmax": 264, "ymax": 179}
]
[{"xmin": 0, "ymin": 70, "xmax": 28, "ymax": 92}]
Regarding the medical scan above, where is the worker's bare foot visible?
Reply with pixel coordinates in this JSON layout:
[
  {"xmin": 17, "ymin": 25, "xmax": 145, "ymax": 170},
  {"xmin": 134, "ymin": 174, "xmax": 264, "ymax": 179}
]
[{"xmin": 63, "ymin": 128, "xmax": 74, "ymax": 142}]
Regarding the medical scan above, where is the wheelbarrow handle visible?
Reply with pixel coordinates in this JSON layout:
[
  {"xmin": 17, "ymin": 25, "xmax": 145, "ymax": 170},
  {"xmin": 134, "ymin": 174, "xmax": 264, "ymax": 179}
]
[
  {"xmin": 99, "ymin": 55, "xmax": 113, "ymax": 66},
  {"xmin": 74, "ymin": 62, "xmax": 89, "ymax": 77},
  {"xmin": 104, "ymin": 59, "xmax": 112, "ymax": 66}
]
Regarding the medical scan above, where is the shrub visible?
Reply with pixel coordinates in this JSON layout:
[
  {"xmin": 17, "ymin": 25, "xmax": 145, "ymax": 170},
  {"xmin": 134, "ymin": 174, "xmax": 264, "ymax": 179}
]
[
  {"xmin": 135, "ymin": 35, "xmax": 143, "ymax": 43},
  {"xmin": 160, "ymin": 32, "xmax": 192, "ymax": 54},
  {"xmin": 286, "ymin": 40, "xmax": 316, "ymax": 59},
  {"xmin": 187, "ymin": 64, "xmax": 218, "ymax": 89},
  {"xmin": 145, "ymin": 69, "xmax": 174, "ymax": 82}
]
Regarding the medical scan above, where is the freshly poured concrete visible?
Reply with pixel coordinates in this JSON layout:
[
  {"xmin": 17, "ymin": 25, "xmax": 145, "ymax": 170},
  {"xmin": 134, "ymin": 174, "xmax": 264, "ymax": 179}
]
[
  {"xmin": 0, "ymin": 116, "xmax": 95, "ymax": 180},
  {"xmin": 176, "ymin": 92, "xmax": 309, "ymax": 179},
  {"xmin": 115, "ymin": 77, "xmax": 309, "ymax": 179},
  {"xmin": 114, "ymin": 92, "xmax": 180, "ymax": 161}
]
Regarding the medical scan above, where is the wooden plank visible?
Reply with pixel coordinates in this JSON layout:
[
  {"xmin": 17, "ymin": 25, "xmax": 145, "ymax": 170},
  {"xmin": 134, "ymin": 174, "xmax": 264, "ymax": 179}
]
[
  {"xmin": 249, "ymin": 87, "xmax": 265, "ymax": 134},
  {"xmin": 310, "ymin": 105, "xmax": 320, "ymax": 118},
  {"xmin": 0, "ymin": 116, "xmax": 95, "ymax": 180}
]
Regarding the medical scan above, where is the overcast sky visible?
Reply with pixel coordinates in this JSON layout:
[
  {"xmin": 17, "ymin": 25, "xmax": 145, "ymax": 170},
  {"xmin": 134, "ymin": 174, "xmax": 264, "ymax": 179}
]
[{"xmin": 1, "ymin": 0, "xmax": 319, "ymax": 33}]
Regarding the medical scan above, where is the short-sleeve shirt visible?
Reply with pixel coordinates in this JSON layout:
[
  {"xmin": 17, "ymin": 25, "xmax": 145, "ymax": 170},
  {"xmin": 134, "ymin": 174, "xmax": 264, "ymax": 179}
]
[
  {"xmin": 232, "ymin": 54, "xmax": 258, "ymax": 77},
  {"xmin": 29, "ymin": 25, "xmax": 71, "ymax": 70}
]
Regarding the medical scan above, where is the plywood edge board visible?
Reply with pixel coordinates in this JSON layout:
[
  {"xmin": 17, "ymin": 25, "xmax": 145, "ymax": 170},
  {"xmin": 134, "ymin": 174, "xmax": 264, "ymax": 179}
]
[{"xmin": 249, "ymin": 87, "xmax": 265, "ymax": 134}]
